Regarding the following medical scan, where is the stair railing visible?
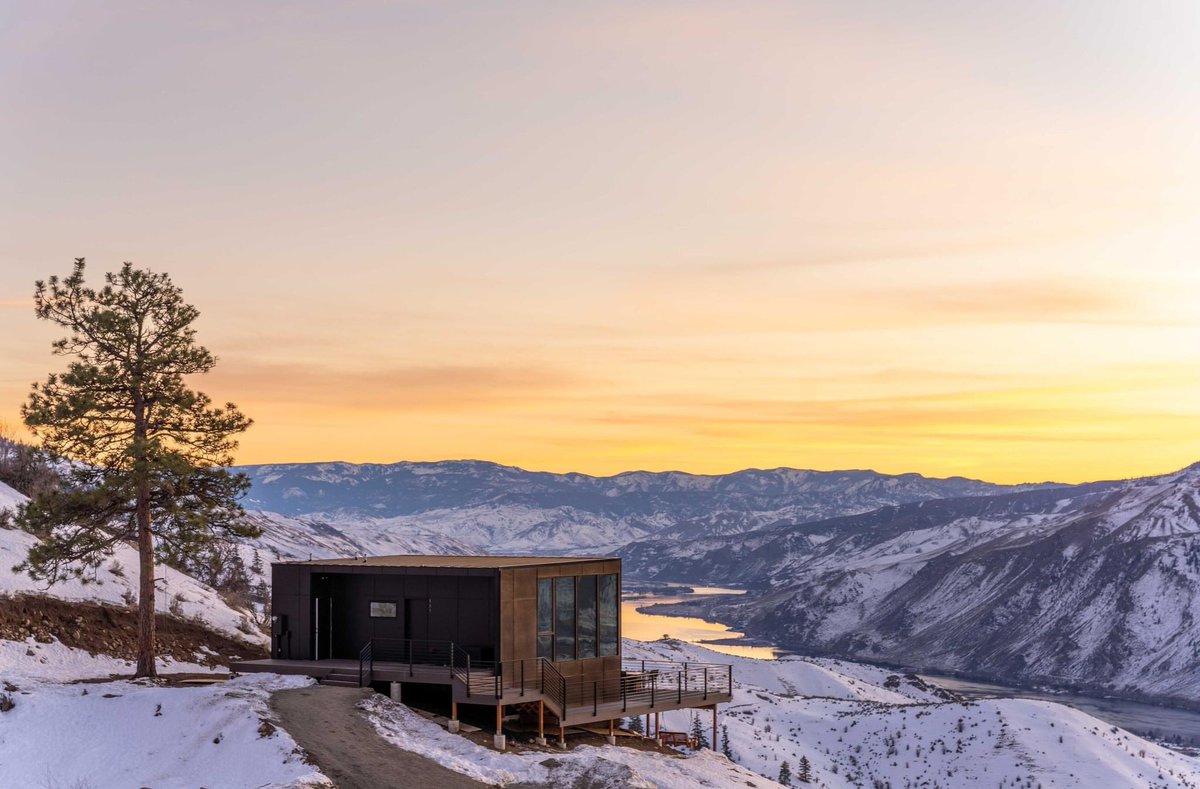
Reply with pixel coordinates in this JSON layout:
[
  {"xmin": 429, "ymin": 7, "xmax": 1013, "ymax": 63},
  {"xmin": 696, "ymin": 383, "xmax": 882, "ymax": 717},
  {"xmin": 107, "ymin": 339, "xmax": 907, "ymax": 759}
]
[
  {"xmin": 358, "ymin": 640, "xmax": 374, "ymax": 687},
  {"xmin": 539, "ymin": 657, "xmax": 567, "ymax": 719}
]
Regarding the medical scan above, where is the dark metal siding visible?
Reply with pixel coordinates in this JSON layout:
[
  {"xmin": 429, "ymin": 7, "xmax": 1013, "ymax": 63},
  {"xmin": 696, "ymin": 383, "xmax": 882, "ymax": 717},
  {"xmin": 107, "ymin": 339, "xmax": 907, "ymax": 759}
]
[{"xmin": 271, "ymin": 558, "xmax": 618, "ymax": 667}]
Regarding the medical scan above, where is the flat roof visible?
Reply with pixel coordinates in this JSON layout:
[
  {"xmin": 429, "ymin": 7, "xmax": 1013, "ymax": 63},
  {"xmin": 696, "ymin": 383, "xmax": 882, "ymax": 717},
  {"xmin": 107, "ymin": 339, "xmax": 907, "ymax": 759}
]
[{"xmin": 277, "ymin": 554, "xmax": 615, "ymax": 569}]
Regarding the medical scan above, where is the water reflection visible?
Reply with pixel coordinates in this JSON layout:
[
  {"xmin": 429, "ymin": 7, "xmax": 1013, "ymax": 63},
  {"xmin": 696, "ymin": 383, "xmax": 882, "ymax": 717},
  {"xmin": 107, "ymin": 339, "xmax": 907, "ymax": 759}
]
[{"xmin": 621, "ymin": 586, "xmax": 781, "ymax": 660}]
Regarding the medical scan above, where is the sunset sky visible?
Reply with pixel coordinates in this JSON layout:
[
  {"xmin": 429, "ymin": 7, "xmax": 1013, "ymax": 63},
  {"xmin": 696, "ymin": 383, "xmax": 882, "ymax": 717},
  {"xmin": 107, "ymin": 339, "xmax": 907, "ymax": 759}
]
[{"xmin": 2, "ymin": 1, "xmax": 1198, "ymax": 484}]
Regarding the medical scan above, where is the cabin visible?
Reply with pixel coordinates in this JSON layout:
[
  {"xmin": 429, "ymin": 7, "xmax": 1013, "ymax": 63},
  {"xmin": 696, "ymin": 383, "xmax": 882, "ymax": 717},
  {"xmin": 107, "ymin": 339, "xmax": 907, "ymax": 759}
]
[{"xmin": 232, "ymin": 554, "xmax": 733, "ymax": 750}]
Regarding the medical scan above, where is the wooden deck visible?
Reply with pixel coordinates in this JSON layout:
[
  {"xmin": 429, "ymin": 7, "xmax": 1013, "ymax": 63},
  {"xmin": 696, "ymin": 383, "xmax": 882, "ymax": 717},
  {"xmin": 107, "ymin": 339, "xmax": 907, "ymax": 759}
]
[
  {"xmin": 558, "ymin": 690, "xmax": 731, "ymax": 727},
  {"xmin": 231, "ymin": 657, "xmax": 459, "ymax": 685},
  {"xmin": 230, "ymin": 657, "xmax": 732, "ymax": 728}
]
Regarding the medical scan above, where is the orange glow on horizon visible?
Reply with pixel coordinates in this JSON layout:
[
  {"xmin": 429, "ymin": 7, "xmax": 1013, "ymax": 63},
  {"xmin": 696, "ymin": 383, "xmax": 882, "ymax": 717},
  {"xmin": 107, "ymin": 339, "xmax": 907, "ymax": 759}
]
[{"xmin": 1, "ymin": 3, "xmax": 1198, "ymax": 486}]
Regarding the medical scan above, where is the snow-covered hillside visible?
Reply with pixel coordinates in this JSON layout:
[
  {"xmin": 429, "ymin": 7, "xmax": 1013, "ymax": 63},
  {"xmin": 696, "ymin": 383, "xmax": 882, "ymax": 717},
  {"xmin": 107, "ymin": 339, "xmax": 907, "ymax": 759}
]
[
  {"xmin": 622, "ymin": 464, "xmax": 1200, "ymax": 704},
  {"xmin": 0, "ymin": 482, "xmax": 265, "ymax": 645},
  {"xmin": 631, "ymin": 639, "xmax": 1200, "ymax": 789},
  {"xmin": 357, "ymin": 637, "xmax": 1200, "ymax": 789}
]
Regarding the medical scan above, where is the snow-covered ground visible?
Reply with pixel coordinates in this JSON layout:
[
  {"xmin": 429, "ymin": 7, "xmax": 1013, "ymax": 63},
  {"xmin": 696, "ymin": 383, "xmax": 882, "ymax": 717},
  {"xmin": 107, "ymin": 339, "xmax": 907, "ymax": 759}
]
[
  {"xmin": 0, "ymin": 673, "xmax": 327, "ymax": 789},
  {"xmin": 363, "ymin": 692, "xmax": 782, "ymax": 789},
  {"xmin": 4, "ymin": 628, "xmax": 1199, "ymax": 788}
]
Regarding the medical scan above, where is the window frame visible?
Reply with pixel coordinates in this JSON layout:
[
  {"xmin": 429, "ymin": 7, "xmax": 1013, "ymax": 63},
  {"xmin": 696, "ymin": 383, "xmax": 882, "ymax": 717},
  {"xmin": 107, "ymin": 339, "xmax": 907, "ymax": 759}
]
[
  {"xmin": 535, "ymin": 572, "xmax": 619, "ymax": 662},
  {"xmin": 576, "ymin": 574, "xmax": 597, "ymax": 659},
  {"xmin": 554, "ymin": 576, "xmax": 576, "ymax": 661},
  {"xmin": 537, "ymin": 578, "xmax": 554, "ymax": 659}
]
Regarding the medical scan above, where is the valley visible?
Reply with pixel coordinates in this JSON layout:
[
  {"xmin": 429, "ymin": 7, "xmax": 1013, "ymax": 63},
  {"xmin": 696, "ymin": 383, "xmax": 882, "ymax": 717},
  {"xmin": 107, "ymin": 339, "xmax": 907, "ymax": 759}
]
[{"xmin": 631, "ymin": 583, "xmax": 1200, "ymax": 752}]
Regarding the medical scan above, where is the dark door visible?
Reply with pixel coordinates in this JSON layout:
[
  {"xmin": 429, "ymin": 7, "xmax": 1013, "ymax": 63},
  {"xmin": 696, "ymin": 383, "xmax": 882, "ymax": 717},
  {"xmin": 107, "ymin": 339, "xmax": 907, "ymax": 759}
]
[
  {"xmin": 405, "ymin": 598, "xmax": 431, "ymax": 662},
  {"xmin": 311, "ymin": 574, "xmax": 334, "ymax": 660}
]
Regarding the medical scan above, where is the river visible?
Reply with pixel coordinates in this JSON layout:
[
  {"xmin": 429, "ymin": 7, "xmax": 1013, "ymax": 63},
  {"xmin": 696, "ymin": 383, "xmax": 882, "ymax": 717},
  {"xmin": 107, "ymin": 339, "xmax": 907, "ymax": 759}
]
[
  {"xmin": 621, "ymin": 584, "xmax": 780, "ymax": 660},
  {"xmin": 624, "ymin": 584, "xmax": 1200, "ymax": 748}
]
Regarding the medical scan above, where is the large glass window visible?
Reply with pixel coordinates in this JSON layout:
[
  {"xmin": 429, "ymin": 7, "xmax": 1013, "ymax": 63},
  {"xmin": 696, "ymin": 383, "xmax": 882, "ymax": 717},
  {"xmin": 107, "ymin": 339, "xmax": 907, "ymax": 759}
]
[
  {"xmin": 536, "ymin": 573, "xmax": 618, "ymax": 662},
  {"xmin": 598, "ymin": 574, "xmax": 618, "ymax": 656},
  {"xmin": 554, "ymin": 577, "xmax": 576, "ymax": 661},
  {"xmin": 537, "ymin": 578, "xmax": 554, "ymax": 659},
  {"xmin": 577, "ymin": 575, "xmax": 597, "ymax": 659}
]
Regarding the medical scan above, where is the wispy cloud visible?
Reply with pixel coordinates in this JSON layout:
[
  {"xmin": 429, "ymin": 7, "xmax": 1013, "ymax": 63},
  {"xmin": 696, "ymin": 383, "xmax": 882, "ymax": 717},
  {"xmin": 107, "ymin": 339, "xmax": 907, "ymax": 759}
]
[{"xmin": 206, "ymin": 360, "xmax": 583, "ymax": 412}]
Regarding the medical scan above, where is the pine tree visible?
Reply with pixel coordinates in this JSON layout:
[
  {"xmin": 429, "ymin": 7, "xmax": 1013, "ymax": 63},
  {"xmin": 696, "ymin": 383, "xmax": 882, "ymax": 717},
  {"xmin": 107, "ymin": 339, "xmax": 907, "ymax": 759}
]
[
  {"xmin": 778, "ymin": 760, "xmax": 791, "ymax": 786},
  {"xmin": 14, "ymin": 260, "xmax": 256, "ymax": 678},
  {"xmin": 250, "ymin": 548, "xmax": 264, "ymax": 576},
  {"xmin": 627, "ymin": 715, "xmax": 644, "ymax": 735},
  {"xmin": 721, "ymin": 723, "xmax": 734, "ymax": 760},
  {"xmin": 690, "ymin": 713, "xmax": 709, "ymax": 749},
  {"xmin": 797, "ymin": 755, "xmax": 812, "ymax": 783}
]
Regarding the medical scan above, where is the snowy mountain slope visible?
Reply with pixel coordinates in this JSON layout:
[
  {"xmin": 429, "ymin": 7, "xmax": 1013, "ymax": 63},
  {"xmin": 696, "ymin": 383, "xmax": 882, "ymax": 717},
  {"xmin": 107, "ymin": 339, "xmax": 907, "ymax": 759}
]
[
  {"xmin": 237, "ymin": 460, "xmax": 1053, "ymax": 554},
  {"xmin": 624, "ymin": 637, "xmax": 955, "ymax": 705},
  {"xmin": 233, "ymin": 509, "xmax": 475, "ymax": 587},
  {"xmin": 621, "ymin": 464, "xmax": 1200, "ymax": 703},
  {"xmin": 0, "ymin": 481, "xmax": 266, "ymax": 646},
  {"xmin": 360, "ymin": 637, "xmax": 1200, "ymax": 789},
  {"xmin": 635, "ymin": 639, "xmax": 1200, "ymax": 789}
]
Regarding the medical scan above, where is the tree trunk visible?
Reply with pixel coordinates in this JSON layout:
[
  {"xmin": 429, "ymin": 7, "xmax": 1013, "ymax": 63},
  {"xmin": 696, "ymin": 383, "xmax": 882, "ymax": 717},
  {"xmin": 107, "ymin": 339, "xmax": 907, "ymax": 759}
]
[
  {"xmin": 134, "ymin": 486, "xmax": 156, "ymax": 678},
  {"xmin": 133, "ymin": 391, "xmax": 157, "ymax": 679}
]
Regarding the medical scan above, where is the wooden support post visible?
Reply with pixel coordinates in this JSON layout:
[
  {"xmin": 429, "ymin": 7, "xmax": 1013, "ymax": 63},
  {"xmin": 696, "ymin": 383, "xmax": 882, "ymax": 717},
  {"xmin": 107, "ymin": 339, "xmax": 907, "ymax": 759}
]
[
  {"xmin": 606, "ymin": 717, "xmax": 616, "ymax": 745},
  {"xmin": 711, "ymin": 705, "xmax": 718, "ymax": 751},
  {"xmin": 448, "ymin": 700, "xmax": 460, "ymax": 733},
  {"xmin": 645, "ymin": 713, "xmax": 651, "ymax": 738},
  {"xmin": 655, "ymin": 711, "xmax": 661, "ymax": 740},
  {"xmin": 559, "ymin": 725, "xmax": 566, "ymax": 749},
  {"xmin": 538, "ymin": 700, "xmax": 545, "ymax": 740},
  {"xmin": 493, "ymin": 703, "xmax": 507, "ymax": 750}
]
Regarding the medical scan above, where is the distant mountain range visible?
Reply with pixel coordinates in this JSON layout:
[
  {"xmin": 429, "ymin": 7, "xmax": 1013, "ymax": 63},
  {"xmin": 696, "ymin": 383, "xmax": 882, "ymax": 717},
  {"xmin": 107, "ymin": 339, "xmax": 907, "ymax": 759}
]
[
  {"xmin": 620, "ymin": 463, "xmax": 1200, "ymax": 704},
  {"xmin": 236, "ymin": 460, "xmax": 1052, "ymax": 554}
]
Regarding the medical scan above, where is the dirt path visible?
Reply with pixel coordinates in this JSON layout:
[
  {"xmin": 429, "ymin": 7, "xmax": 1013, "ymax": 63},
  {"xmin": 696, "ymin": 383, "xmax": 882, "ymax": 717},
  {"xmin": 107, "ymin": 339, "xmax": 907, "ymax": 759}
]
[{"xmin": 271, "ymin": 685, "xmax": 493, "ymax": 789}]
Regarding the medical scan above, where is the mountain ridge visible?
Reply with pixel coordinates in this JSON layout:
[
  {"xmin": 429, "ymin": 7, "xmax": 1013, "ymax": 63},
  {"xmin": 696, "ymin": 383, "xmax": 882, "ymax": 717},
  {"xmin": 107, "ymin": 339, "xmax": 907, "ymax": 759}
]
[
  {"xmin": 618, "ymin": 463, "xmax": 1200, "ymax": 705},
  {"xmin": 235, "ymin": 459, "xmax": 1059, "ymax": 552}
]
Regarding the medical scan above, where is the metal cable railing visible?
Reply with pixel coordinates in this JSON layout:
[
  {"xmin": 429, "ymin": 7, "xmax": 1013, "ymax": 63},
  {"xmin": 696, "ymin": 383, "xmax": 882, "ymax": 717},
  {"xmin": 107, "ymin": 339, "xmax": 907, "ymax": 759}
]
[
  {"xmin": 355, "ymin": 639, "xmax": 731, "ymax": 720},
  {"xmin": 540, "ymin": 658, "xmax": 567, "ymax": 717},
  {"xmin": 358, "ymin": 640, "xmax": 374, "ymax": 686},
  {"xmin": 562, "ymin": 660, "xmax": 734, "ymax": 717}
]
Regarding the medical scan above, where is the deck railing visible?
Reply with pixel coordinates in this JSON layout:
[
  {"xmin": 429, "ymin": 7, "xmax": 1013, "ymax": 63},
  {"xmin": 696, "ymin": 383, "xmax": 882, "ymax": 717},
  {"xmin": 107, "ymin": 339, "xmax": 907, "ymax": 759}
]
[
  {"xmin": 540, "ymin": 658, "xmax": 567, "ymax": 717},
  {"xmin": 356, "ymin": 638, "xmax": 464, "ymax": 687},
  {"xmin": 358, "ymin": 640, "xmax": 374, "ymax": 686},
  {"xmin": 557, "ymin": 659, "xmax": 732, "ymax": 718},
  {"xmin": 354, "ymin": 638, "xmax": 732, "ymax": 720}
]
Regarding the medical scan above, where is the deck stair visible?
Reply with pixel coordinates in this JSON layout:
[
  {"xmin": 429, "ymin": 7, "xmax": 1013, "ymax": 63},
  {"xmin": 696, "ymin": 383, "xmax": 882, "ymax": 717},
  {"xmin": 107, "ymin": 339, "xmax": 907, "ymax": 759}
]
[{"xmin": 320, "ymin": 669, "xmax": 362, "ymax": 687}]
